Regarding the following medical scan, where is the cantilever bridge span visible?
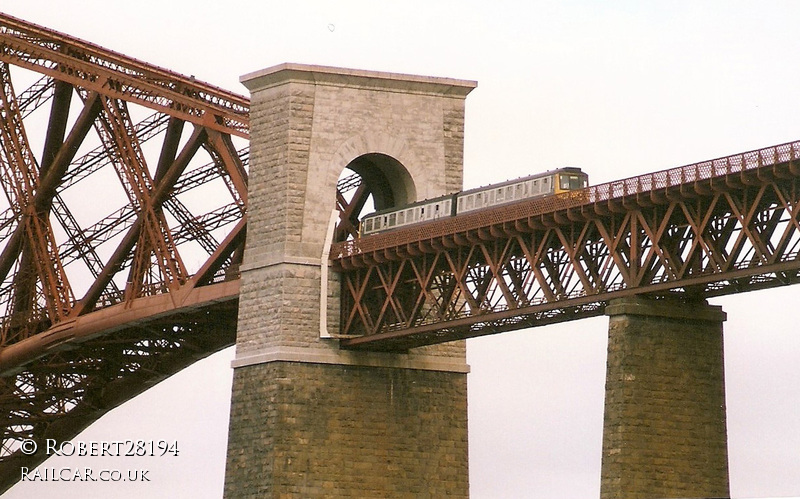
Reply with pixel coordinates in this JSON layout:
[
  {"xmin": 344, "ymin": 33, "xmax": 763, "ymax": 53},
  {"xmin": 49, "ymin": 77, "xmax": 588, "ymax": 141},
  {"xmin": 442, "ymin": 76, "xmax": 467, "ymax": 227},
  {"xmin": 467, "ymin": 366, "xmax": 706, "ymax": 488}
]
[
  {"xmin": 0, "ymin": 13, "xmax": 248, "ymax": 490},
  {"xmin": 1, "ymin": 11, "xmax": 800, "ymax": 496}
]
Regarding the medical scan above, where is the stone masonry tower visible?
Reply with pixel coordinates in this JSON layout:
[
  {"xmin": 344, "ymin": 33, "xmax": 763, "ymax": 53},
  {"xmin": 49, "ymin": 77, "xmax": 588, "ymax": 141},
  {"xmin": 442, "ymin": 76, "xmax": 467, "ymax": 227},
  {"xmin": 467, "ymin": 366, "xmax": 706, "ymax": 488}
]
[{"xmin": 223, "ymin": 63, "xmax": 476, "ymax": 497}]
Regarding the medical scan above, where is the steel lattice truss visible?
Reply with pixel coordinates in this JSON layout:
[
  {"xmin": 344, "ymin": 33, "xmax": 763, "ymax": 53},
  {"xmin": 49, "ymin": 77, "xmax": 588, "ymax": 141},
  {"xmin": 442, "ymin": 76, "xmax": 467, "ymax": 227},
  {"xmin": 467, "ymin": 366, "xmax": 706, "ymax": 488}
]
[
  {"xmin": 0, "ymin": 13, "xmax": 249, "ymax": 491},
  {"xmin": 333, "ymin": 141, "xmax": 800, "ymax": 350}
]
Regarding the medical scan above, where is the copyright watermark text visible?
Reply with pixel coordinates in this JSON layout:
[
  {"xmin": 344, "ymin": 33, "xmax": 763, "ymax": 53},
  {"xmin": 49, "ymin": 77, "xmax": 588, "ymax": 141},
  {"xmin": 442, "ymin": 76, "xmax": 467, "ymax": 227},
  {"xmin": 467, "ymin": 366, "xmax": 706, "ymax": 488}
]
[
  {"xmin": 18, "ymin": 439, "xmax": 179, "ymax": 457},
  {"xmin": 21, "ymin": 467, "xmax": 150, "ymax": 482}
]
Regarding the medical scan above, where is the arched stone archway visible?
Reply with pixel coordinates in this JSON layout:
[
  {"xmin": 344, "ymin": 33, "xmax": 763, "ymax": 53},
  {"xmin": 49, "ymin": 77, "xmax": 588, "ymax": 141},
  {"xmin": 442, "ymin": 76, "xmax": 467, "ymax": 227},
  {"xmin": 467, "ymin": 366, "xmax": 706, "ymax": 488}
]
[{"xmin": 335, "ymin": 153, "xmax": 416, "ymax": 241}]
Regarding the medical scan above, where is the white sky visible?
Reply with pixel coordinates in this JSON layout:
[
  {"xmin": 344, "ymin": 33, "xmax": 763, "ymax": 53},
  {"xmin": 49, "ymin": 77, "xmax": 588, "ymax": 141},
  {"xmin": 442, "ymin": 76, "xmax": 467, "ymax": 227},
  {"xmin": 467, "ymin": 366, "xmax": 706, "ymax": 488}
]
[{"xmin": 4, "ymin": 1, "xmax": 800, "ymax": 497}]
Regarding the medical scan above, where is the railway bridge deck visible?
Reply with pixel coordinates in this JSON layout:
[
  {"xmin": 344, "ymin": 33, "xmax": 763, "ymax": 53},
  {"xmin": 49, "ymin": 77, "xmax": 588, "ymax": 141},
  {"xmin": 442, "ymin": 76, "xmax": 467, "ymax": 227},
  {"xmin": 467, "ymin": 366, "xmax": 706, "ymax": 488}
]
[{"xmin": 334, "ymin": 140, "xmax": 800, "ymax": 350}]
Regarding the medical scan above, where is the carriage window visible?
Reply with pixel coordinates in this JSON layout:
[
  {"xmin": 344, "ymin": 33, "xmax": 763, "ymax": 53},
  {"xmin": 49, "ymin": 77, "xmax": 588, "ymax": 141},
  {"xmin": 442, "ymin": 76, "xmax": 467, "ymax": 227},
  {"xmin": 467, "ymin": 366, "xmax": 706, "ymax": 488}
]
[
  {"xmin": 365, "ymin": 219, "xmax": 373, "ymax": 232},
  {"xmin": 561, "ymin": 175, "xmax": 570, "ymax": 190},
  {"xmin": 388, "ymin": 213, "xmax": 396, "ymax": 227}
]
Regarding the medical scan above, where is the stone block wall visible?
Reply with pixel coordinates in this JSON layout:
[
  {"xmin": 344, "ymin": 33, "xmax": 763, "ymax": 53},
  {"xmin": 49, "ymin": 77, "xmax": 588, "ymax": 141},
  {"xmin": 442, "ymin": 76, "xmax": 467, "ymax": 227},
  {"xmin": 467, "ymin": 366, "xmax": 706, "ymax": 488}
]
[
  {"xmin": 601, "ymin": 296, "xmax": 730, "ymax": 499},
  {"xmin": 224, "ymin": 362, "xmax": 468, "ymax": 498},
  {"xmin": 235, "ymin": 64, "xmax": 476, "ymax": 355}
]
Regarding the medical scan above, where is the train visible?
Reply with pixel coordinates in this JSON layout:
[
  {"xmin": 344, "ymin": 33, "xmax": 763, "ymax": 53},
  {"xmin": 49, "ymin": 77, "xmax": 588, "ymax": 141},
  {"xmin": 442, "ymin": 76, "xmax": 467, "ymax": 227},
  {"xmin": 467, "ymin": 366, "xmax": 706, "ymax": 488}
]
[{"xmin": 359, "ymin": 167, "xmax": 589, "ymax": 236}]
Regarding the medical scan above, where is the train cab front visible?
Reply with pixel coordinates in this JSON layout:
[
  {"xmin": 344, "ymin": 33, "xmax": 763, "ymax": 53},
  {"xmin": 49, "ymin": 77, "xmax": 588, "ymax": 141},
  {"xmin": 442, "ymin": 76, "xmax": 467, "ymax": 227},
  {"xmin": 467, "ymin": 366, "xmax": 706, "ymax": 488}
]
[{"xmin": 555, "ymin": 168, "xmax": 589, "ymax": 194}]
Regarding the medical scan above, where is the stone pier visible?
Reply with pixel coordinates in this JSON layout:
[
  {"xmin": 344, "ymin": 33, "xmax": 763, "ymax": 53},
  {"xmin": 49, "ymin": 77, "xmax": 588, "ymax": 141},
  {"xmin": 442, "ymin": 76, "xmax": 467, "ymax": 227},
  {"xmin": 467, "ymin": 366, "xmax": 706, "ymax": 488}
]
[{"xmin": 601, "ymin": 296, "xmax": 730, "ymax": 499}]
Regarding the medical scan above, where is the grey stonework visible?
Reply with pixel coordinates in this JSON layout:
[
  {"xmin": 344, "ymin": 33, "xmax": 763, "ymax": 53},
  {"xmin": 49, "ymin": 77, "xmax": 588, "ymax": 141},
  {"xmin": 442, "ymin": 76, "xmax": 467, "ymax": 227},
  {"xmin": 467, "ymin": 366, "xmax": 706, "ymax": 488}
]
[
  {"xmin": 601, "ymin": 296, "xmax": 730, "ymax": 499},
  {"xmin": 234, "ymin": 63, "xmax": 475, "ymax": 355},
  {"xmin": 224, "ymin": 362, "xmax": 468, "ymax": 498},
  {"xmin": 223, "ymin": 64, "xmax": 476, "ymax": 498}
]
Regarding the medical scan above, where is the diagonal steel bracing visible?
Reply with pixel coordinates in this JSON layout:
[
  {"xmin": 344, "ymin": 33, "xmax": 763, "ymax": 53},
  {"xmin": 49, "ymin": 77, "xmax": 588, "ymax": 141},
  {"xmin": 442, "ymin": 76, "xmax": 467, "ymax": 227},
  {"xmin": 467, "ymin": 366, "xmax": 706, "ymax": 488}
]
[
  {"xmin": 0, "ymin": 62, "xmax": 73, "ymax": 328},
  {"xmin": 0, "ymin": 13, "xmax": 250, "ymax": 493},
  {"xmin": 334, "ymin": 141, "xmax": 800, "ymax": 350},
  {"xmin": 0, "ymin": 13, "xmax": 249, "ymax": 138}
]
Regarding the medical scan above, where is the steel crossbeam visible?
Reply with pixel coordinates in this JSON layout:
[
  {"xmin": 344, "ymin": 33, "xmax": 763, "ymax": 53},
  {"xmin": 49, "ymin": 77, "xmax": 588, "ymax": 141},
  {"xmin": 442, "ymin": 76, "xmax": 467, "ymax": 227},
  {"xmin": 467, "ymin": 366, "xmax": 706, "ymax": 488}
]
[{"xmin": 333, "ymin": 141, "xmax": 800, "ymax": 350}]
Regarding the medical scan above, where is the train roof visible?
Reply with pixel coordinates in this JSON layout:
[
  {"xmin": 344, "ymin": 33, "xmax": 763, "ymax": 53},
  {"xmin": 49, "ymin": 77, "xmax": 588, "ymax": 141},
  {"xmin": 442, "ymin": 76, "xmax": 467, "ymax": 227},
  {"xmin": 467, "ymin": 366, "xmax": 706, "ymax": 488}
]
[{"xmin": 459, "ymin": 167, "xmax": 585, "ymax": 196}]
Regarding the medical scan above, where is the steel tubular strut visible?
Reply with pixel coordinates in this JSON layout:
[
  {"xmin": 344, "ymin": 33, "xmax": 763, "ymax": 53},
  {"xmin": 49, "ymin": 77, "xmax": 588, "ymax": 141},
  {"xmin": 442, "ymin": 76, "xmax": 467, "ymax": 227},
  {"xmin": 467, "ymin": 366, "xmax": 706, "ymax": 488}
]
[
  {"xmin": 72, "ymin": 125, "xmax": 207, "ymax": 316},
  {"xmin": 0, "ymin": 63, "xmax": 73, "ymax": 325}
]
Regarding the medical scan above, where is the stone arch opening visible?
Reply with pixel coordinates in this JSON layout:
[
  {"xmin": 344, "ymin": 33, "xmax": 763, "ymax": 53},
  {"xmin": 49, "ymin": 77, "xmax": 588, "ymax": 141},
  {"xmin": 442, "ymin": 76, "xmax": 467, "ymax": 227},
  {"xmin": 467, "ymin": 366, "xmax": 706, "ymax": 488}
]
[{"xmin": 334, "ymin": 153, "xmax": 416, "ymax": 241}]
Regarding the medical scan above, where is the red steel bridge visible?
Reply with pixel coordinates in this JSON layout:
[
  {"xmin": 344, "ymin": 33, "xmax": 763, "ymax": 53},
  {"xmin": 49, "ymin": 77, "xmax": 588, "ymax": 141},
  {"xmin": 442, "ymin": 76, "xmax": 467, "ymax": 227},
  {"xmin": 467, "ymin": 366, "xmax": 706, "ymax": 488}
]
[
  {"xmin": 332, "ymin": 140, "xmax": 800, "ymax": 350},
  {"xmin": 3, "ymin": 11, "xmax": 800, "ymax": 492}
]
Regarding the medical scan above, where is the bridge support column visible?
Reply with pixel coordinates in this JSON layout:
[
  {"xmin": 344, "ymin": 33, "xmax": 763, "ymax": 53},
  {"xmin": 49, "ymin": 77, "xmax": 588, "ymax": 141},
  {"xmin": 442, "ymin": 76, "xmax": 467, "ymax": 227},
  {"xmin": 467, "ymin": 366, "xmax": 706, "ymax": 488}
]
[
  {"xmin": 601, "ymin": 296, "xmax": 730, "ymax": 499},
  {"xmin": 223, "ymin": 64, "xmax": 475, "ymax": 498}
]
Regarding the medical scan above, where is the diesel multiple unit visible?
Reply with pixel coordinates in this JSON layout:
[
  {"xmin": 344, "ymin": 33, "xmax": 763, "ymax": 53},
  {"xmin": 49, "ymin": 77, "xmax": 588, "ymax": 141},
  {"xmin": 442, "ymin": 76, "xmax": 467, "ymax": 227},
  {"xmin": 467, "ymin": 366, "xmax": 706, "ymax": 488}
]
[{"xmin": 360, "ymin": 167, "xmax": 589, "ymax": 236}]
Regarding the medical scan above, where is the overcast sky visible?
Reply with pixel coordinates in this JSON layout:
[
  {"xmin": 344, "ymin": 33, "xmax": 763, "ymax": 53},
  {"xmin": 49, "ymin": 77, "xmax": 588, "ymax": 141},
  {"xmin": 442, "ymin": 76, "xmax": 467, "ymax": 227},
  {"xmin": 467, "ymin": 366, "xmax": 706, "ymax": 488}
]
[{"xmin": 4, "ymin": 1, "xmax": 800, "ymax": 498}]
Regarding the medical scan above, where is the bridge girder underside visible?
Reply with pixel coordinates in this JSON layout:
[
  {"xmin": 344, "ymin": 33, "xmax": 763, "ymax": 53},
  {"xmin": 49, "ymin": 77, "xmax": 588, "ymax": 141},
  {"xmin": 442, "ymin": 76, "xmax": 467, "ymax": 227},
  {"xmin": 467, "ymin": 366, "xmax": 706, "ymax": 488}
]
[
  {"xmin": 336, "ymin": 143, "xmax": 800, "ymax": 351},
  {"xmin": 0, "ymin": 299, "xmax": 238, "ymax": 489},
  {"xmin": 0, "ymin": 13, "xmax": 250, "ymax": 492}
]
